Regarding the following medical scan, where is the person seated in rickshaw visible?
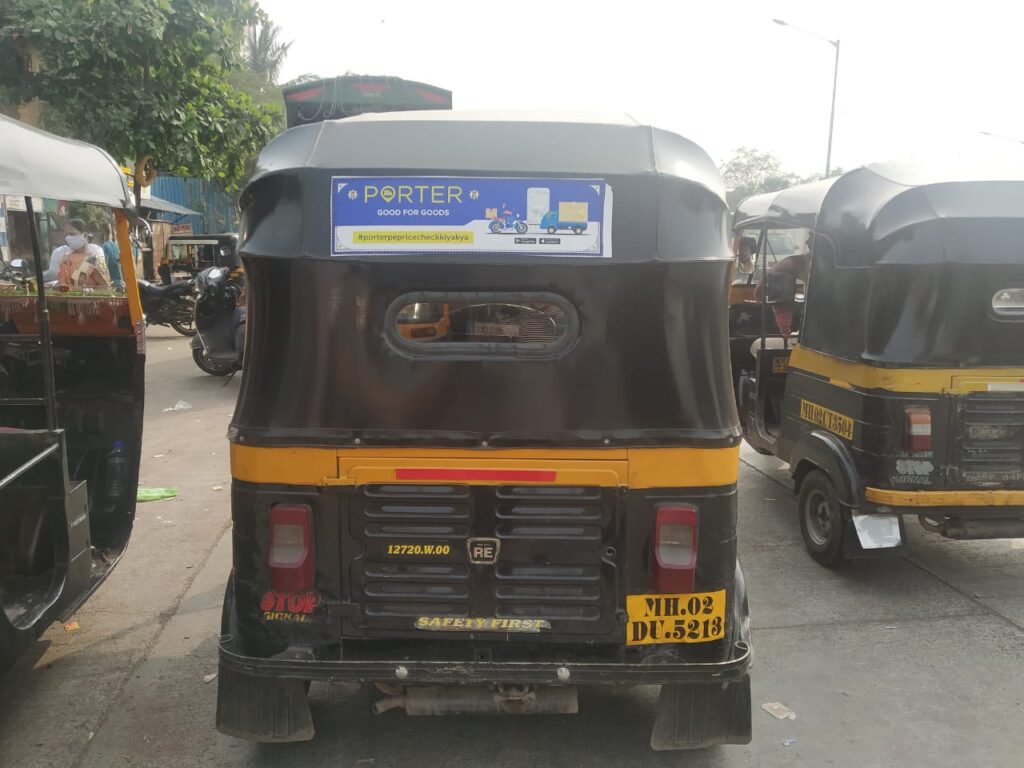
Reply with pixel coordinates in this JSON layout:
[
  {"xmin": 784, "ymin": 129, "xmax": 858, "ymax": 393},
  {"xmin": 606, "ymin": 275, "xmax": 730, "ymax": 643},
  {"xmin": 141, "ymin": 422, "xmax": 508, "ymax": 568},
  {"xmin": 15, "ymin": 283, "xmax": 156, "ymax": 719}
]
[
  {"xmin": 756, "ymin": 231, "xmax": 811, "ymax": 340},
  {"xmin": 734, "ymin": 236, "xmax": 757, "ymax": 279},
  {"xmin": 47, "ymin": 218, "xmax": 112, "ymax": 290}
]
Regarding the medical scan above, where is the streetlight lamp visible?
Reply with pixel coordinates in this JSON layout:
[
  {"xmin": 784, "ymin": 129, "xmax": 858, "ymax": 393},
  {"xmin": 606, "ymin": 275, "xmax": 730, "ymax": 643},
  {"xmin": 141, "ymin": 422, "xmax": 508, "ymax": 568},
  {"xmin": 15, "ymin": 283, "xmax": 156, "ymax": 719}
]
[{"xmin": 773, "ymin": 18, "xmax": 841, "ymax": 177}]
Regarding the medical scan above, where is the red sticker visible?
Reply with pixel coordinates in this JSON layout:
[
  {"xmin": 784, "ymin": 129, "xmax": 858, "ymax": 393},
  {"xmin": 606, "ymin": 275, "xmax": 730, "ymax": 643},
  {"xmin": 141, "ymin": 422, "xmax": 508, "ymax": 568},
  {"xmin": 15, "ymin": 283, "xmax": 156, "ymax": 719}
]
[{"xmin": 260, "ymin": 590, "xmax": 319, "ymax": 615}]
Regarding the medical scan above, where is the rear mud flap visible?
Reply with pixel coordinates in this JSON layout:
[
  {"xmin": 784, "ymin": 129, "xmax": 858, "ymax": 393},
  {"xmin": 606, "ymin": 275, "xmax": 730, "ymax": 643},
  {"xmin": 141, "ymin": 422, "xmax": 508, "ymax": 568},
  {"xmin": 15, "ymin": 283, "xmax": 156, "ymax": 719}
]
[
  {"xmin": 216, "ymin": 665, "xmax": 314, "ymax": 743},
  {"xmin": 650, "ymin": 677, "xmax": 752, "ymax": 751}
]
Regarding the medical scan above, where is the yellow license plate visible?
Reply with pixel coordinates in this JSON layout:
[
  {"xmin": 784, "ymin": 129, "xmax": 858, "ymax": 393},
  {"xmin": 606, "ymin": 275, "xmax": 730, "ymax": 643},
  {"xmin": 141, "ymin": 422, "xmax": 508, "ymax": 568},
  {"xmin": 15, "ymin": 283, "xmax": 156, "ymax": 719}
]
[{"xmin": 625, "ymin": 590, "xmax": 726, "ymax": 645}]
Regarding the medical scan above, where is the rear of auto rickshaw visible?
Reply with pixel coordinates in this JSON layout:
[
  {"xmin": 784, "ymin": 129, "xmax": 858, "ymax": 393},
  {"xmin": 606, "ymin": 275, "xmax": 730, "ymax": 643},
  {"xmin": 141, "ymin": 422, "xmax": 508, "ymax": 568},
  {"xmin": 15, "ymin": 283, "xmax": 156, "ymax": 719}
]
[
  {"xmin": 732, "ymin": 160, "xmax": 1024, "ymax": 565},
  {"xmin": 0, "ymin": 115, "xmax": 146, "ymax": 672},
  {"xmin": 216, "ymin": 112, "xmax": 751, "ymax": 750}
]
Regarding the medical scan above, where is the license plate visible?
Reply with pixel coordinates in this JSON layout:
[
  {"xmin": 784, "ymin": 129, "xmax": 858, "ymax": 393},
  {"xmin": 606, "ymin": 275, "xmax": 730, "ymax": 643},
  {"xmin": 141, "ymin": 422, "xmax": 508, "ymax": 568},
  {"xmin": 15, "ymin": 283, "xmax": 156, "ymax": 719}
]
[{"xmin": 625, "ymin": 590, "xmax": 726, "ymax": 645}]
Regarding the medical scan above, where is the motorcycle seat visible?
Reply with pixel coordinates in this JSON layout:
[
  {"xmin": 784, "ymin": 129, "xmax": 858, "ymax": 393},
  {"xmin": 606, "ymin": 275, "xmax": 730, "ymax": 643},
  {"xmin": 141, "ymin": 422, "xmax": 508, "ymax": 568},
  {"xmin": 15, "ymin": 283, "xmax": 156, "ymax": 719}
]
[{"xmin": 138, "ymin": 280, "xmax": 193, "ymax": 299}]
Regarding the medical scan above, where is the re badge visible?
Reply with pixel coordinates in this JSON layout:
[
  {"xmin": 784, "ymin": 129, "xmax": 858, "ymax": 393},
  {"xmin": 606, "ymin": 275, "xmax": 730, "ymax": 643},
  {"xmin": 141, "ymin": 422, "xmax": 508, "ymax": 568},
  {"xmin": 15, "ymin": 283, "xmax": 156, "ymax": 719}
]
[{"xmin": 467, "ymin": 537, "xmax": 500, "ymax": 565}]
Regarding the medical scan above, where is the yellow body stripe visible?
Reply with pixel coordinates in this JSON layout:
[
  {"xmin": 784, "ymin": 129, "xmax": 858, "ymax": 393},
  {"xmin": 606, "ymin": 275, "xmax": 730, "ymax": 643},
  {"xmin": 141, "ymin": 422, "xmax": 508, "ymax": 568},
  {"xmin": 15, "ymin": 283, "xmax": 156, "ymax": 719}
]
[
  {"xmin": 230, "ymin": 444, "xmax": 740, "ymax": 489},
  {"xmin": 789, "ymin": 346, "xmax": 1024, "ymax": 395},
  {"xmin": 866, "ymin": 487, "xmax": 1024, "ymax": 507}
]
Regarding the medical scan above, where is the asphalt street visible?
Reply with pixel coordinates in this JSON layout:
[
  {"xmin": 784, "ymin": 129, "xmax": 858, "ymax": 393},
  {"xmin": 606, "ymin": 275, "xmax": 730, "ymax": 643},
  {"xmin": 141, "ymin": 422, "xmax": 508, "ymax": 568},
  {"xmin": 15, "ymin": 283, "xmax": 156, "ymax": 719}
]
[{"xmin": 1, "ymin": 328, "xmax": 1021, "ymax": 768}]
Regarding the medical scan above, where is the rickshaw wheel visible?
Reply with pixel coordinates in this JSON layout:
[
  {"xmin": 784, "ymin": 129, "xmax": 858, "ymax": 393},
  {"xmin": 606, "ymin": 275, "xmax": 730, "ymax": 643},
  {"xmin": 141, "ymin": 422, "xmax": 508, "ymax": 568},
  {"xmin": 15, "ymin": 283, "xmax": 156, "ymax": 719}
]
[{"xmin": 798, "ymin": 470, "xmax": 846, "ymax": 566}]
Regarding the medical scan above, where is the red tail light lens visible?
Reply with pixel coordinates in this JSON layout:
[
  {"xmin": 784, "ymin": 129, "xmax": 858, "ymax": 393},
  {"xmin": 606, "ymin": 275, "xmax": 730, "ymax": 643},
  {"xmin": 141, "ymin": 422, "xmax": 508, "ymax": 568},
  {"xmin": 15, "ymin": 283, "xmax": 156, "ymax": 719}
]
[
  {"xmin": 269, "ymin": 504, "xmax": 313, "ymax": 591},
  {"xmin": 905, "ymin": 406, "xmax": 932, "ymax": 453},
  {"xmin": 652, "ymin": 505, "xmax": 698, "ymax": 593}
]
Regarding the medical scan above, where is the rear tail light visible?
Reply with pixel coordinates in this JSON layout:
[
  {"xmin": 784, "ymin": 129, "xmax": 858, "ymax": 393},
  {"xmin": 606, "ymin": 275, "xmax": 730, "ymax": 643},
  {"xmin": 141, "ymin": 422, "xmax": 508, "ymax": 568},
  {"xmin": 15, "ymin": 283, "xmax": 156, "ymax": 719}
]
[
  {"xmin": 269, "ymin": 504, "xmax": 313, "ymax": 591},
  {"xmin": 905, "ymin": 406, "xmax": 932, "ymax": 453},
  {"xmin": 651, "ymin": 505, "xmax": 698, "ymax": 593}
]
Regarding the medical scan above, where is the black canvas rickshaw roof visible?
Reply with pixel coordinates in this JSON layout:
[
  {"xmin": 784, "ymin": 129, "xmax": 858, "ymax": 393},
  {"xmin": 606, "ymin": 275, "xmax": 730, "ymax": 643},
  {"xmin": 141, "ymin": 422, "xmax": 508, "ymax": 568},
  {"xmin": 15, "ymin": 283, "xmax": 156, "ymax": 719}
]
[
  {"xmin": 734, "ymin": 156, "xmax": 1024, "ymax": 266},
  {"xmin": 0, "ymin": 114, "xmax": 132, "ymax": 208},
  {"xmin": 732, "ymin": 177, "xmax": 837, "ymax": 230},
  {"xmin": 240, "ymin": 110, "xmax": 729, "ymax": 263}
]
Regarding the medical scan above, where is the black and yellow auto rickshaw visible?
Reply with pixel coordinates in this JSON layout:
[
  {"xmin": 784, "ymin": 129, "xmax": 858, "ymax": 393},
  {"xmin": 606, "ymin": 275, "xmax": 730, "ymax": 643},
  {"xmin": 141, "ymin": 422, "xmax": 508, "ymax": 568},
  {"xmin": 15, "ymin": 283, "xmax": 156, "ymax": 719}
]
[
  {"xmin": 732, "ymin": 160, "xmax": 1024, "ymax": 565},
  {"xmin": 0, "ymin": 115, "xmax": 145, "ymax": 671},
  {"xmin": 216, "ymin": 112, "xmax": 752, "ymax": 750},
  {"xmin": 161, "ymin": 232, "xmax": 240, "ymax": 282}
]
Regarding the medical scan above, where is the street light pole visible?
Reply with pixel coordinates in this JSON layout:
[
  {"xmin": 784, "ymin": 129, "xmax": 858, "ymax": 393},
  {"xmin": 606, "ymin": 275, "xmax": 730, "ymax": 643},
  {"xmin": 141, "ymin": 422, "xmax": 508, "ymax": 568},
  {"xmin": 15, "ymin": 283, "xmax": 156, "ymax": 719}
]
[
  {"xmin": 773, "ymin": 19, "xmax": 841, "ymax": 177},
  {"xmin": 980, "ymin": 130, "xmax": 1024, "ymax": 146},
  {"xmin": 825, "ymin": 39, "xmax": 839, "ymax": 176}
]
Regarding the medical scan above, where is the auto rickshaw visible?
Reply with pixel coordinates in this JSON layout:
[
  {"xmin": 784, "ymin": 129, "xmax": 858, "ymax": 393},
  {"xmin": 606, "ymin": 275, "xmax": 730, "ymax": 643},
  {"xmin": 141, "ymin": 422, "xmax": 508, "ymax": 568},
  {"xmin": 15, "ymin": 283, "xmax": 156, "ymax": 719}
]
[
  {"xmin": 732, "ymin": 159, "xmax": 1024, "ymax": 565},
  {"xmin": 0, "ymin": 115, "xmax": 146, "ymax": 672},
  {"xmin": 161, "ymin": 232, "xmax": 239, "ymax": 283},
  {"xmin": 216, "ymin": 112, "xmax": 752, "ymax": 750}
]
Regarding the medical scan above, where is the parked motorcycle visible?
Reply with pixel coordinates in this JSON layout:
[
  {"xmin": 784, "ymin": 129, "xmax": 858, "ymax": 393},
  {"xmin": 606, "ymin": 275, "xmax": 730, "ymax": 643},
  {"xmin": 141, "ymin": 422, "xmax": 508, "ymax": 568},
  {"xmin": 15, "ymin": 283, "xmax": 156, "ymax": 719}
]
[
  {"xmin": 137, "ymin": 278, "xmax": 196, "ymax": 336},
  {"xmin": 190, "ymin": 266, "xmax": 245, "ymax": 376}
]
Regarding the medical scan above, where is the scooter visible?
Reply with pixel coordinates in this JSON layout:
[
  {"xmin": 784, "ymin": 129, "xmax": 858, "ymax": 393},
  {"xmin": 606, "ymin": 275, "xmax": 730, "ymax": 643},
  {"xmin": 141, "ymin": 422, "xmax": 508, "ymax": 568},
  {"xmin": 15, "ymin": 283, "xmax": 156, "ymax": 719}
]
[
  {"xmin": 488, "ymin": 213, "xmax": 528, "ymax": 234},
  {"xmin": 137, "ymin": 278, "xmax": 196, "ymax": 336},
  {"xmin": 190, "ymin": 266, "xmax": 245, "ymax": 376}
]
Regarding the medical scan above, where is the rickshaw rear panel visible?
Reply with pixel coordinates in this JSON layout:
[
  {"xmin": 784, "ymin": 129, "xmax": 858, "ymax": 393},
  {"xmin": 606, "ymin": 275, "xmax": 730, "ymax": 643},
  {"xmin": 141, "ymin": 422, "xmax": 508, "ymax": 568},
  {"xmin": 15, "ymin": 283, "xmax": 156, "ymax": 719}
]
[{"xmin": 218, "ymin": 112, "xmax": 751, "ymax": 748}]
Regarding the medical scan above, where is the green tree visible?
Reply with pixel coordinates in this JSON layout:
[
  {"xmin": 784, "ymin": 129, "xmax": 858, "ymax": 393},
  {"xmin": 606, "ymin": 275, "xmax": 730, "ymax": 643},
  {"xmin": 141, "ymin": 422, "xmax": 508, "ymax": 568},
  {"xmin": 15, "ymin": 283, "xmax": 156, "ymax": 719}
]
[
  {"xmin": 243, "ymin": 20, "xmax": 292, "ymax": 85},
  {"xmin": 0, "ymin": 0, "xmax": 279, "ymax": 201},
  {"xmin": 721, "ymin": 147, "xmax": 801, "ymax": 205}
]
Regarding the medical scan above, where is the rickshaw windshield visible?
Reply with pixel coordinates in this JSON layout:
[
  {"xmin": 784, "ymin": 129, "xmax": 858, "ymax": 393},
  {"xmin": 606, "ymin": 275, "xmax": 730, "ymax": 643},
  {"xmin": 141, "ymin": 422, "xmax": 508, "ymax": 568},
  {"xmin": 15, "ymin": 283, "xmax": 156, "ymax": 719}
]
[{"xmin": 2, "ymin": 199, "xmax": 131, "ymax": 291}]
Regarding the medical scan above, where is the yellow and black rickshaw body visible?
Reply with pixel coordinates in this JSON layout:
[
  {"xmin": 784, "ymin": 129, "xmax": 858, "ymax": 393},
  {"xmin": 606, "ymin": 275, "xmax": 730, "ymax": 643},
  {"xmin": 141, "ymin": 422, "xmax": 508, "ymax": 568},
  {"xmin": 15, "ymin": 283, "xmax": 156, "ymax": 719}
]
[
  {"xmin": 733, "ymin": 160, "xmax": 1024, "ymax": 564},
  {"xmin": 0, "ymin": 116, "xmax": 146, "ymax": 672},
  {"xmin": 216, "ymin": 113, "xmax": 751, "ymax": 749}
]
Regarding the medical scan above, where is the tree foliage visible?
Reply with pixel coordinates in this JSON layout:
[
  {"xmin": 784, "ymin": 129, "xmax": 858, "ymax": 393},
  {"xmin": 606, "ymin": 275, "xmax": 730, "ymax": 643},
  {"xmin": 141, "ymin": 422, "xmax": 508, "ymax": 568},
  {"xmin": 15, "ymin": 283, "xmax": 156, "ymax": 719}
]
[
  {"xmin": 721, "ymin": 147, "xmax": 845, "ymax": 207},
  {"xmin": 0, "ymin": 0, "xmax": 280, "ymax": 195},
  {"xmin": 243, "ymin": 20, "xmax": 292, "ymax": 85},
  {"xmin": 721, "ymin": 147, "xmax": 801, "ymax": 202}
]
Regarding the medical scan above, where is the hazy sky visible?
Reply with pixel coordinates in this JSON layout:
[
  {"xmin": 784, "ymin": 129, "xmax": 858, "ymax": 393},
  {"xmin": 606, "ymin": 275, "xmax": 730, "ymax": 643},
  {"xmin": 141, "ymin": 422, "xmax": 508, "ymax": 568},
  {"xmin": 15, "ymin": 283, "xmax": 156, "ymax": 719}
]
[{"xmin": 258, "ymin": 0, "xmax": 1024, "ymax": 175}]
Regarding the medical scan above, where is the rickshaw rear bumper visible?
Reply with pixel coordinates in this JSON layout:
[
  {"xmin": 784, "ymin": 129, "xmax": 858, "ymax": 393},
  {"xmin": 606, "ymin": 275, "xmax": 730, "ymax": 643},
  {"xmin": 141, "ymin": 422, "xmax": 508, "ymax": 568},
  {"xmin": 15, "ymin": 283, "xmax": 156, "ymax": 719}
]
[
  {"xmin": 862, "ymin": 488, "xmax": 1024, "ymax": 540},
  {"xmin": 216, "ymin": 635, "xmax": 752, "ymax": 686}
]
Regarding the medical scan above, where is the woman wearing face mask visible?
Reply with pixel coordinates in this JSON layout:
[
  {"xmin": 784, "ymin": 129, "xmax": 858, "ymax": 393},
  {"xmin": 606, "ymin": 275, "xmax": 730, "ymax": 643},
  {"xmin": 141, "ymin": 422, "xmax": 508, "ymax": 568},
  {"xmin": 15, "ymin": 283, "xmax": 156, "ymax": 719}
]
[{"xmin": 48, "ymin": 218, "xmax": 111, "ymax": 289}]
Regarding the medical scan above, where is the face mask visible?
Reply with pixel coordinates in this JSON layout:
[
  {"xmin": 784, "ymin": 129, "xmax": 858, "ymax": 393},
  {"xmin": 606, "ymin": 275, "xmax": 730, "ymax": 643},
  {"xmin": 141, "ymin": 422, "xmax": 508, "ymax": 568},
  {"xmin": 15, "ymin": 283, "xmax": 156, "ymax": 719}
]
[{"xmin": 65, "ymin": 234, "xmax": 88, "ymax": 250}]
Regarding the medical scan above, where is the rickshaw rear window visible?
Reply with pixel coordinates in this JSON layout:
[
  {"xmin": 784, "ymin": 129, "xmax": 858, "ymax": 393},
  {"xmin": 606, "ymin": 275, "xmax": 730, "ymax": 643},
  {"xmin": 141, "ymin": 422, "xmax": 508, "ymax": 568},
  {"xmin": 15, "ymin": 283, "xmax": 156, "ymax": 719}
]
[{"xmin": 387, "ymin": 293, "xmax": 577, "ymax": 358}]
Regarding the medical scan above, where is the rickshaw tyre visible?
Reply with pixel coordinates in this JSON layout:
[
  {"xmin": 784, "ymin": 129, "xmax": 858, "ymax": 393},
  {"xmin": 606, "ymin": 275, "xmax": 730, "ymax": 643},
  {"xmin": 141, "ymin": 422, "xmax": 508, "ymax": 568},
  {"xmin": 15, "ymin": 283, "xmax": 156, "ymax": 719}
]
[
  {"xmin": 798, "ymin": 470, "xmax": 847, "ymax": 567},
  {"xmin": 192, "ymin": 347, "xmax": 233, "ymax": 376}
]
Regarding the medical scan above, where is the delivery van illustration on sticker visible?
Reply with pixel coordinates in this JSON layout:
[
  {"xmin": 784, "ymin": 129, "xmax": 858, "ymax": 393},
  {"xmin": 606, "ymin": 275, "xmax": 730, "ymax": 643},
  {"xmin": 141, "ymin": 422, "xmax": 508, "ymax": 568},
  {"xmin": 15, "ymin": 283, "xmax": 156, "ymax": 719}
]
[
  {"xmin": 331, "ymin": 176, "xmax": 611, "ymax": 258},
  {"xmin": 541, "ymin": 201, "xmax": 589, "ymax": 235}
]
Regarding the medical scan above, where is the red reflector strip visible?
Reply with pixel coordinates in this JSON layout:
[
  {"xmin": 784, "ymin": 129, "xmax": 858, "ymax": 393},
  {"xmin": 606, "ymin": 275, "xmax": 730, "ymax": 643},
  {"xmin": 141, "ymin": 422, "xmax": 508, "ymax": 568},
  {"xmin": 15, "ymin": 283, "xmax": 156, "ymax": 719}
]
[
  {"xmin": 394, "ymin": 468, "xmax": 557, "ymax": 482},
  {"xmin": 415, "ymin": 86, "xmax": 451, "ymax": 105},
  {"xmin": 284, "ymin": 86, "xmax": 324, "ymax": 101}
]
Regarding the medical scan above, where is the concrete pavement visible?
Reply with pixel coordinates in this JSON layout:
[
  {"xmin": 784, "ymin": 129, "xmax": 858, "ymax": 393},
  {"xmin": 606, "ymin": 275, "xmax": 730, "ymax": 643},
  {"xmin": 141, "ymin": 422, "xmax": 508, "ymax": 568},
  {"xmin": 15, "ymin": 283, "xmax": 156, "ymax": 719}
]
[{"xmin": 1, "ymin": 331, "xmax": 1021, "ymax": 767}]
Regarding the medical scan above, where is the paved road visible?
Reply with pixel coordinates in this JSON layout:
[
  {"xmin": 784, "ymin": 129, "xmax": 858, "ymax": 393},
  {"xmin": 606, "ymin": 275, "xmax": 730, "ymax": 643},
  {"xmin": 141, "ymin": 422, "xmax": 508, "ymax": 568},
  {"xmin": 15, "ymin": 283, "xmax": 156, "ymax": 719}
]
[{"xmin": 1, "ymin": 330, "xmax": 1022, "ymax": 767}]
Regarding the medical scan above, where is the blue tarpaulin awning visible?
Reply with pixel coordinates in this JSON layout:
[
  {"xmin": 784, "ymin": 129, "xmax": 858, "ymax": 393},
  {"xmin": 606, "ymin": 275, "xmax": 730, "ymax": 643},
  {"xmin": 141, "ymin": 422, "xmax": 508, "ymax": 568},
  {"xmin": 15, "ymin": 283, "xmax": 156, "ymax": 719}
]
[{"xmin": 139, "ymin": 195, "xmax": 200, "ymax": 218}]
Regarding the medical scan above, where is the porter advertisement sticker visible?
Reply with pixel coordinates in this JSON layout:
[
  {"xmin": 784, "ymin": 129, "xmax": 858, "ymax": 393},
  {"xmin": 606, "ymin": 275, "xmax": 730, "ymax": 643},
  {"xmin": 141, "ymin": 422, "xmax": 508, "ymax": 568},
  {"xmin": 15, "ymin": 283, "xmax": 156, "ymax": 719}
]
[{"xmin": 330, "ymin": 176, "xmax": 612, "ymax": 258}]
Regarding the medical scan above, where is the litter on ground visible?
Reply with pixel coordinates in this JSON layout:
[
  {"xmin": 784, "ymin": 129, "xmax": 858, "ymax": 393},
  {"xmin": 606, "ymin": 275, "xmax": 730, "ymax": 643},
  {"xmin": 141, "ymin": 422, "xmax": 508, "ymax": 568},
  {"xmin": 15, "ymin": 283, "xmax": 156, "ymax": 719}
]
[
  {"xmin": 137, "ymin": 487, "xmax": 178, "ymax": 502},
  {"xmin": 761, "ymin": 702, "xmax": 796, "ymax": 720}
]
